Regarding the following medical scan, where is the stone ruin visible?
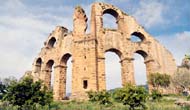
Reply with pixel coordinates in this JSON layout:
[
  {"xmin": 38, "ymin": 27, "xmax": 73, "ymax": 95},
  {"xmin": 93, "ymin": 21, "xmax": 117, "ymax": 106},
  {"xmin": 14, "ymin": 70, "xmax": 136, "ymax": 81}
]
[{"xmin": 27, "ymin": 2, "xmax": 177, "ymax": 100}]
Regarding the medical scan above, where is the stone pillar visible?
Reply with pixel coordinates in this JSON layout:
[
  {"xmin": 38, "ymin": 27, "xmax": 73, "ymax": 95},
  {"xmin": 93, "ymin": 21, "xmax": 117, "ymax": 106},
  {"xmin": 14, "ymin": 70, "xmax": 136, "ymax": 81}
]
[
  {"xmin": 144, "ymin": 58, "xmax": 155, "ymax": 92},
  {"xmin": 32, "ymin": 64, "xmax": 41, "ymax": 81},
  {"xmin": 144, "ymin": 58, "xmax": 155, "ymax": 75},
  {"xmin": 120, "ymin": 57, "xmax": 135, "ymax": 86},
  {"xmin": 34, "ymin": 64, "xmax": 41, "ymax": 73},
  {"xmin": 53, "ymin": 65, "xmax": 66, "ymax": 101},
  {"xmin": 40, "ymin": 69, "xmax": 51, "ymax": 90},
  {"xmin": 97, "ymin": 57, "xmax": 106, "ymax": 91}
]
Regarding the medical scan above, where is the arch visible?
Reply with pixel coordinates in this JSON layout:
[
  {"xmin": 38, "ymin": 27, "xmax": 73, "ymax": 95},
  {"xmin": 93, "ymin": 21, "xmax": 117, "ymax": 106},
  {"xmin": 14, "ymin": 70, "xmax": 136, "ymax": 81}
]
[
  {"xmin": 61, "ymin": 53, "xmax": 72, "ymax": 65},
  {"xmin": 34, "ymin": 57, "xmax": 42, "ymax": 72},
  {"xmin": 46, "ymin": 60, "xmax": 54, "ymax": 70},
  {"xmin": 131, "ymin": 32, "xmax": 145, "ymax": 42},
  {"xmin": 36, "ymin": 58, "xmax": 42, "ymax": 65},
  {"xmin": 133, "ymin": 53, "xmax": 147, "ymax": 86},
  {"xmin": 133, "ymin": 50, "xmax": 149, "ymax": 87},
  {"xmin": 47, "ymin": 37, "xmax": 56, "ymax": 48},
  {"xmin": 103, "ymin": 9, "xmax": 119, "ymax": 19},
  {"xmin": 102, "ymin": 9, "xmax": 119, "ymax": 29},
  {"xmin": 105, "ymin": 49, "xmax": 122, "ymax": 90},
  {"xmin": 135, "ymin": 50, "xmax": 148, "ymax": 60},
  {"xmin": 44, "ymin": 59, "xmax": 55, "ymax": 90},
  {"xmin": 105, "ymin": 48, "xmax": 122, "ymax": 58},
  {"xmin": 60, "ymin": 53, "xmax": 72, "ymax": 98}
]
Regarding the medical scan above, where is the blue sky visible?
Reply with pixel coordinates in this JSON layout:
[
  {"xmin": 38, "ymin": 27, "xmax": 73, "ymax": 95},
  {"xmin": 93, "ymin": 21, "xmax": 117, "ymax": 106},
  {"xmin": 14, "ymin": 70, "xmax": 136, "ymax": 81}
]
[{"xmin": 0, "ymin": 0, "xmax": 190, "ymax": 90}]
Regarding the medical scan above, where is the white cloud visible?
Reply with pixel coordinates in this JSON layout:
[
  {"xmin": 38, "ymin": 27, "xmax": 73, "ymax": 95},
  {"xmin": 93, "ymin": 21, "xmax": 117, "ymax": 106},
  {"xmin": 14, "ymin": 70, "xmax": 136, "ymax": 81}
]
[
  {"xmin": 133, "ymin": 0, "xmax": 166, "ymax": 29},
  {"xmin": 176, "ymin": 31, "xmax": 190, "ymax": 41},
  {"xmin": 0, "ymin": 0, "xmax": 73, "ymax": 79},
  {"xmin": 1, "ymin": 0, "xmax": 25, "ymax": 11}
]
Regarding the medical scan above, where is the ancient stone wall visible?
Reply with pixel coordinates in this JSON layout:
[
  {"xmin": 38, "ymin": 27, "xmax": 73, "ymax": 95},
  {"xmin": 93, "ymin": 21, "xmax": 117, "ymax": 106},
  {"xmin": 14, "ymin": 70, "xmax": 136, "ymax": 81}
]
[{"xmin": 30, "ymin": 2, "xmax": 177, "ymax": 100}]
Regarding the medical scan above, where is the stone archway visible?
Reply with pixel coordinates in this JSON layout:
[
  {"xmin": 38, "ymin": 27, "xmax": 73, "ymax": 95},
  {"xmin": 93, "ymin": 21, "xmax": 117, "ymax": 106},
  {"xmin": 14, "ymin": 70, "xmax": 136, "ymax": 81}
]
[
  {"xmin": 42, "ymin": 60, "xmax": 54, "ymax": 90},
  {"xmin": 105, "ymin": 48, "xmax": 122, "ymax": 90},
  {"xmin": 34, "ymin": 58, "xmax": 42, "ymax": 73},
  {"xmin": 133, "ymin": 50, "xmax": 148, "ymax": 86},
  {"xmin": 53, "ymin": 53, "xmax": 72, "ymax": 100}
]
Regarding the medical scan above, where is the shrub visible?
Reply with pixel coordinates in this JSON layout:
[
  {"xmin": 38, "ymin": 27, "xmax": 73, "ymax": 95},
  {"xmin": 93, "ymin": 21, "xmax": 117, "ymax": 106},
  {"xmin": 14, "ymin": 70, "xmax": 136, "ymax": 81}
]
[
  {"xmin": 87, "ymin": 91, "xmax": 99, "ymax": 102},
  {"xmin": 87, "ymin": 90, "xmax": 112, "ymax": 105},
  {"xmin": 113, "ymin": 83, "xmax": 148, "ymax": 110},
  {"xmin": 150, "ymin": 89, "xmax": 162, "ymax": 101}
]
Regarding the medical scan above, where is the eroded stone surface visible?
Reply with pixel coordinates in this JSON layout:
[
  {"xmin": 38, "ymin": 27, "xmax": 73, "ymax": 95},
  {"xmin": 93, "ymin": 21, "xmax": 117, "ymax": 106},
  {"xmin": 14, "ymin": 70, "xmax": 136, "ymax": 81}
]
[{"xmin": 28, "ymin": 3, "xmax": 177, "ymax": 100}]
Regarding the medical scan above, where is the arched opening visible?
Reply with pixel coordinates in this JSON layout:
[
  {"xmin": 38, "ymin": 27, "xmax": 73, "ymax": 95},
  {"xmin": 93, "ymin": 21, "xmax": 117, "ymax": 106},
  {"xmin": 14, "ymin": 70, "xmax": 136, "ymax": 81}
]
[
  {"xmin": 103, "ymin": 9, "xmax": 118, "ymax": 29},
  {"xmin": 35, "ymin": 58, "xmax": 42, "ymax": 72},
  {"xmin": 61, "ymin": 54, "xmax": 72, "ymax": 98},
  {"xmin": 131, "ymin": 32, "xmax": 145, "ymax": 42},
  {"xmin": 133, "ymin": 50, "xmax": 148, "ymax": 88},
  {"xmin": 105, "ymin": 49, "xmax": 122, "ymax": 90},
  {"xmin": 47, "ymin": 37, "xmax": 56, "ymax": 48},
  {"xmin": 46, "ymin": 60, "xmax": 54, "ymax": 90}
]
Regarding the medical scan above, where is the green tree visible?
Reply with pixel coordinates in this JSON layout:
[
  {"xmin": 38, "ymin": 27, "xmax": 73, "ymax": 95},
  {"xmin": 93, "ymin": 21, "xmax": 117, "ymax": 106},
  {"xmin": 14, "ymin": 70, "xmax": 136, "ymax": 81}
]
[
  {"xmin": 0, "ymin": 81, "xmax": 6, "ymax": 100},
  {"xmin": 2, "ymin": 77, "xmax": 53, "ymax": 109},
  {"xmin": 0, "ymin": 76, "xmax": 17, "ymax": 100},
  {"xmin": 148, "ymin": 73, "xmax": 171, "ymax": 88},
  {"xmin": 113, "ymin": 84, "xmax": 148, "ymax": 110},
  {"xmin": 2, "ymin": 76, "xmax": 17, "ymax": 87}
]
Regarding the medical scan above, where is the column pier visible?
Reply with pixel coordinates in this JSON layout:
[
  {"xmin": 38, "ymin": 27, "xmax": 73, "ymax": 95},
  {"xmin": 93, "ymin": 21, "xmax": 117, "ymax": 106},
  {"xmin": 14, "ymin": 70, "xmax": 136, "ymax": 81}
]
[
  {"xmin": 144, "ymin": 58, "xmax": 155, "ymax": 92},
  {"xmin": 97, "ymin": 57, "xmax": 106, "ymax": 91},
  {"xmin": 120, "ymin": 57, "xmax": 135, "ymax": 86},
  {"xmin": 40, "ymin": 69, "xmax": 51, "ymax": 90},
  {"xmin": 53, "ymin": 65, "xmax": 67, "ymax": 100}
]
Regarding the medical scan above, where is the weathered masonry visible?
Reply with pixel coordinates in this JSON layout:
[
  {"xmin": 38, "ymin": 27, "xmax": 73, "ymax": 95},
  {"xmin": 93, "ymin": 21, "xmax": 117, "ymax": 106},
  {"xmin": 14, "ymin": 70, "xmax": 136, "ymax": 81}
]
[{"xmin": 29, "ymin": 2, "xmax": 177, "ymax": 100}]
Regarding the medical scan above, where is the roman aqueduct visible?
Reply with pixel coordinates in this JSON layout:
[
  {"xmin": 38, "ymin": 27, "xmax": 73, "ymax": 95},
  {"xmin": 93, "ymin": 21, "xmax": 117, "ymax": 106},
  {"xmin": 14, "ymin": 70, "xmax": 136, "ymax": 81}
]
[{"xmin": 29, "ymin": 3, "xmax": 177, "ymax": 100}]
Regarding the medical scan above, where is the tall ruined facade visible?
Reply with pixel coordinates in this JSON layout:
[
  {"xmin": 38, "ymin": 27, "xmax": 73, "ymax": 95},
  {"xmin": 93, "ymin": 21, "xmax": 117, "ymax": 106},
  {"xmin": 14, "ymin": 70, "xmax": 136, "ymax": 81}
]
[{"xmin": 30, "ymin": 3, "xmax": 177, "ymax": 100}]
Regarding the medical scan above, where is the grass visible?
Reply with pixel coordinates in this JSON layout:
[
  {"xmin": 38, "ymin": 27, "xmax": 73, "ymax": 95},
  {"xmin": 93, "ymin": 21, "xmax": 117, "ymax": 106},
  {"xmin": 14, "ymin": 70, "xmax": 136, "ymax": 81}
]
[{"xmin": 1, "ymin": 95, "xmax": 190, "ymax": 110}]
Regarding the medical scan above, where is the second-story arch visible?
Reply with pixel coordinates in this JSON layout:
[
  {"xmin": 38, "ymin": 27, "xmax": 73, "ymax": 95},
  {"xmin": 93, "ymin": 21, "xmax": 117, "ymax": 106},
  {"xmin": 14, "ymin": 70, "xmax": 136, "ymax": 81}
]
[
  {"xmin": 131, "ymin": 32, "xmax": 146, "ymax": 43},
  {"xmin": 102, "ymin": 9, "xmax": 118, "ymax": 29},
  {"xmin": 47, "ymin": 37, "xmax": 56, "ymax": 48},
  {"xmin": 90, "ymin": 2, "xmax": 124, "ymax": 34}
]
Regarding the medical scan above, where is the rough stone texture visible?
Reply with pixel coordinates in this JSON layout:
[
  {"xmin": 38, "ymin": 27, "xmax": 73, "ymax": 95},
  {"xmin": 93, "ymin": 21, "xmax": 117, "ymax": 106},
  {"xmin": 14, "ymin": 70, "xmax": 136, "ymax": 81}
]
[{"xmin": 29, "ymin": 3, "xmax": 177, "ymax": 100}]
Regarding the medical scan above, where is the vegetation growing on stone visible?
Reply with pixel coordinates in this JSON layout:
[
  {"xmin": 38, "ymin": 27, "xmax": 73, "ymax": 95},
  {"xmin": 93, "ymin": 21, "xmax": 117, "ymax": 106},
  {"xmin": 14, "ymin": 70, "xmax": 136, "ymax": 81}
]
[{"xmin": 148, "ymin": 72, "xmax": 171, "ymax": 88}]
